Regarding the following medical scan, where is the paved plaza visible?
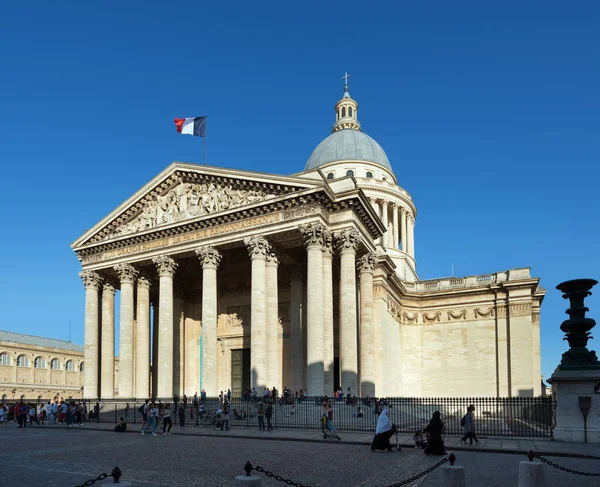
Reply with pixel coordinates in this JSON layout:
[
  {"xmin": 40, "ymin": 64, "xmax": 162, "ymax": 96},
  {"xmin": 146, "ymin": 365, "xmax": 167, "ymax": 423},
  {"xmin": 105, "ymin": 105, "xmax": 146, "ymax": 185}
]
[{"xmin": 1, "ymin": 425, "xmax": 600, "ymax": 486}]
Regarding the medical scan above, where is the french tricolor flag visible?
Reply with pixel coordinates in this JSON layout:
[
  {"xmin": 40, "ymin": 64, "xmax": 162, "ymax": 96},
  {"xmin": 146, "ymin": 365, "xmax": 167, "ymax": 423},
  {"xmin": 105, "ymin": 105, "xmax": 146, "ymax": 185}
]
[{"xmin": 174, "ymin": 116, "xmax": 207, "ymax": 137}]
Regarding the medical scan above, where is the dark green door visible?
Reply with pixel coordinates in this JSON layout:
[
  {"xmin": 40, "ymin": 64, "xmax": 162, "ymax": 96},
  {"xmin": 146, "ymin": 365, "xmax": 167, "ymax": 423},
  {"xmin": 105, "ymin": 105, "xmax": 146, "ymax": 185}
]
[{"xmin": 231, "ymin": 349, "xmax": 251, "ymax": 396}]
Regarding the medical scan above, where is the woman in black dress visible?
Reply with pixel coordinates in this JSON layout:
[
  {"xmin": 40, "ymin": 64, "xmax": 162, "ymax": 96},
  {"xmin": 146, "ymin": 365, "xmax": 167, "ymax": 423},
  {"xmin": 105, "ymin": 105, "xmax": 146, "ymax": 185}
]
[{"xmin": 423, "ymin": 411, "xmax": 445, "ymax": 455}]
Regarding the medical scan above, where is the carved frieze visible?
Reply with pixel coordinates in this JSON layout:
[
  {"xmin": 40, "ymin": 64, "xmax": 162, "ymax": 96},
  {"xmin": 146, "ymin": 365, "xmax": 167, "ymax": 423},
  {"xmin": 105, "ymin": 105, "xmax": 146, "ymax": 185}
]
[
  {"xmin": 474, "ymin": 307, "xmax": 495, "ymax": 318},
  {"xmin": 104, "ymin": 182, "xmax": 276, "ymax": 240},
  {"xmin": 219, "ymin": 313, "xmax": 244, "ymax": 329},
  {"xmin": 533, "ymin": 312, "xmax": 540, "ymax": 324},
  {"xmin": 423, "ymin": 311, "xmax": 441, "ymax": 323},
  {"xmin": 447, "ymin": 309, "xmax": 467, "ymax": 321},
  {"xmin": 387, "ymin": 298, "xmax": 402, "ymax": 322},
  {"xmin": 509, "ymin": 303, "xmax": 532, "ymax": 315},
  {"xmin": 283, "ymin": 203, "xmax": 324, "ymax": 220},
  {"xmin": 227, "ymin": 305, "xmax": 251, "ymax": 326},
  {"xmin": 402, "ymin": 311, "xmax": 418, "ymax": 324}
]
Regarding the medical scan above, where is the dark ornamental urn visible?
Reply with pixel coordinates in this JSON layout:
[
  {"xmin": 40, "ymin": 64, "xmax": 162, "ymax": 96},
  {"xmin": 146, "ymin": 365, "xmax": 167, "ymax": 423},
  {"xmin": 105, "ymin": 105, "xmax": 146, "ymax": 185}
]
[{"xmin": 556, "ymin": 278, "xmax": 599, "ymax": 368}]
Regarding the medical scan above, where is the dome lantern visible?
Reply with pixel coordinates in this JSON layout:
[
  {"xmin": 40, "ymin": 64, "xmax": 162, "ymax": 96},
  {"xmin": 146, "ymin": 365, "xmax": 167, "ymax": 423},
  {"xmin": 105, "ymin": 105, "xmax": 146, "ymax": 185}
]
[{"xmin": 333, "ymin": 72, "xmax": 361, "ymax": 133}]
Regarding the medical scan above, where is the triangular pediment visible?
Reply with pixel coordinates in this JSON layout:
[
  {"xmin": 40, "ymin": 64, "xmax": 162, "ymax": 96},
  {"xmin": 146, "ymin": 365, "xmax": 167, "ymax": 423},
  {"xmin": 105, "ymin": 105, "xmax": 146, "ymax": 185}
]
[{"xmin": 73, "ymin": 162, "xmax": 322, "ymax": 249}]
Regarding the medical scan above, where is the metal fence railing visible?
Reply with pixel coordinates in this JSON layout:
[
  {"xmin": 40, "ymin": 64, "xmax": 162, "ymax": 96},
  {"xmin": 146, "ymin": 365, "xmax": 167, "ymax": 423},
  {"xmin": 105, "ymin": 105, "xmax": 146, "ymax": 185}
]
[{"xmin": 5, "ymin": 396, "xmax": 555, "ymax": 438}]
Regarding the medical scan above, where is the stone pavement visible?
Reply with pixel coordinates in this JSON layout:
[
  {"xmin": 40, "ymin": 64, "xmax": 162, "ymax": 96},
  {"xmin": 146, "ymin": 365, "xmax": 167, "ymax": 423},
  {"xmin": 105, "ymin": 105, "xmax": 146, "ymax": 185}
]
[
  {"xmin": 1, "ymin": 425, "xmax": 599, "ymax": 486},
  {"xmin": 77, "ymin": 421, "xmax": 600, "ymax": 459}
]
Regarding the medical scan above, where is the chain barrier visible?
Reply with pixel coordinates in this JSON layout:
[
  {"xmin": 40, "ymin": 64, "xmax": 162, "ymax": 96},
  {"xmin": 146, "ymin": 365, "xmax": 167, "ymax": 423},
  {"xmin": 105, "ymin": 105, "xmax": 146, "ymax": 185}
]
[
  {"xmin": 527, "ymin": 450, "xmax": 600, "ymax": 477},
  {"xmin": 383, "ymin": 456, "xmax": 450, "ymax": 487},
  {"xmin": 243, "ymin": 454, "xmax": 454, "ymax": 487},
  {"xmin": 245, "ymin": 461, "xmax": 310, "ymax": 487},
  {"xmin": 74, "ymin": 467, "xmax": 122, "ymax": 486}
]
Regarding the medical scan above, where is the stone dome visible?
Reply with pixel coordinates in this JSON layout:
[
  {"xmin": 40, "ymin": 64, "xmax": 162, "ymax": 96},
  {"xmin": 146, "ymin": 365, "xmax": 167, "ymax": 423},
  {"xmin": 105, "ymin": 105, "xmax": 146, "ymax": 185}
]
[{"xmin": 305, "ymin": 129, "xmax": 392, "ymax": 171}]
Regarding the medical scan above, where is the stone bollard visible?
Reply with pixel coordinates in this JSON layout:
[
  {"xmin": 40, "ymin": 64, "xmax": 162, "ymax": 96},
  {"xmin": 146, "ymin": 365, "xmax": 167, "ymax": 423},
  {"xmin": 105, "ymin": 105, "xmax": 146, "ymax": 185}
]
[
  {"xmin": 110, "ymin": 466, "xmax": 132, "ymax": 486},
  {"xmin": 518, "ymin": 451, "xmax": 545, "ymax": 487},
  {"xmin": 233, "ymin": 462, "xmax": 263, "ymax": 487},
  {"xmin": 440, "ymin": 453, "xmax": 465, "ymax": 487}
]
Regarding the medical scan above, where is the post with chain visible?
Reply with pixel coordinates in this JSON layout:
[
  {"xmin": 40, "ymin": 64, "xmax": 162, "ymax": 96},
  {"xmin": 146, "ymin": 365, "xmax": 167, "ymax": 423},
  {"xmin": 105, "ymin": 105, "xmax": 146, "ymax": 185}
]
[
  {"xmin": 234, "ymin": 462, "xmax": 263, "ymax": 487},
  {"xmin": 440, "ymin": 453, "xmax": 465, "ymax": 487},
  {"xmin": 518, "ymin": 451, "xmax": 545, "ymax": 487}
]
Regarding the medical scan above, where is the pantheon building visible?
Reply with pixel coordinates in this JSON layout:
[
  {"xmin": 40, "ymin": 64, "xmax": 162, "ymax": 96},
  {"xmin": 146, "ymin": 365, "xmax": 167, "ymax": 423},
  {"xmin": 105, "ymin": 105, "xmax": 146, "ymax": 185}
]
[{"xmin": 73, "ymin": 86, "xmax": 545, "ymax": 400}]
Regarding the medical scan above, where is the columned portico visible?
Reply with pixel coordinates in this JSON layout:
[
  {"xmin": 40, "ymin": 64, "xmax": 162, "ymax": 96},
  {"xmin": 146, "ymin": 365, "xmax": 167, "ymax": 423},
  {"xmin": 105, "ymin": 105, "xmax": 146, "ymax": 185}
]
[
  {"xmin": 153, "ymin": 255, "xmax": 178, "ymax": 397},
  {"xmin": 336, "ymin": 229, "xmax": 360, "ymax": 395},
  {"xmin": 114, "ymin": 263, "xmax": 138, "ymax": 398},
  {"xmin": 358, "ymin": 252, "xmax": 376, "ymax": 396},
  {"xmin": 80, "ymin": 270, "xmax": 102, "ymax": 399},
  {"xmin": 135, "ymin": 276, "xmax": 151, "ymax": 399},
  {"xmin": 245, "ymin": 236, "xmax": 270, "ymax": 392},
  {"xmin": 101, "ymin": 282, "xmax": 116, "ymax": 399},
  {"xmin": 195, "ymin": 246, "xmax": 221, "ymax": 396}
]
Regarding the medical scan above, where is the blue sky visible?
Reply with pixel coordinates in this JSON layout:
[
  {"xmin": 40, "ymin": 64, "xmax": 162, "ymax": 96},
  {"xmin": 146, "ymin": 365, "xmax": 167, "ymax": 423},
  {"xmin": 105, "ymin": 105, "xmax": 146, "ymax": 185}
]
[{"xmin": 1, "ymin": 2, "xmax": 599, "ymax": 385}]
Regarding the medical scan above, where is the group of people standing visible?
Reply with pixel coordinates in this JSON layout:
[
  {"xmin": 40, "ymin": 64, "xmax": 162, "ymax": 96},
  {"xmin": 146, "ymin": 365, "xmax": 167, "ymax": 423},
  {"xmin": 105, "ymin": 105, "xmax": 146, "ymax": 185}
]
[
  {"xmin": 0, "ymin": 397, "xmax": 89, "ymax": 428},
  {"xmin": 370, "ymin": 404, "xmax": 480, "ymax": 455}
]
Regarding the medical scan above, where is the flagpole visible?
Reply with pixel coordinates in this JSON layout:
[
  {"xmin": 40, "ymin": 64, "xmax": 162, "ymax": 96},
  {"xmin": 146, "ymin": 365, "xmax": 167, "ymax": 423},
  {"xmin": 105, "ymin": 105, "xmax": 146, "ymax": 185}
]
[{"xmin": 203, "ymin": 118, "xmax": 207, "ymax": 165}]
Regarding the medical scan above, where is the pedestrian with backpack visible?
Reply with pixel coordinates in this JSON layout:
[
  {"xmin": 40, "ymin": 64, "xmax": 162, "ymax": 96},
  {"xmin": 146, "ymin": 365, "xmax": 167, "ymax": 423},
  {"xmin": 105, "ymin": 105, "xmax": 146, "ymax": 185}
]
[{"xmin": 460, "ymin": 405, "xmax": 479, "ymax": 444}]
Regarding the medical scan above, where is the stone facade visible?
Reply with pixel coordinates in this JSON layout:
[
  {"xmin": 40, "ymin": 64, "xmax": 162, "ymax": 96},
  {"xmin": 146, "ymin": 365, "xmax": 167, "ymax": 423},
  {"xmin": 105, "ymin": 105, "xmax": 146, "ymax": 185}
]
[{"xmin": 71, "ymin": 87, "xmax": 545, "ymax": 399}]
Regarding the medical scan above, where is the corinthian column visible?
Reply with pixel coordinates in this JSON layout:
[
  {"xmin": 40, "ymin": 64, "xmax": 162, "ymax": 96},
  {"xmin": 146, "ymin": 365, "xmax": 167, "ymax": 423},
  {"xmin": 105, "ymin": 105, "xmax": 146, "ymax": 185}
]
[
  {"xmin": 358, "ymin": 253, "xmax": 376, "ymax": 396},
  {"xmin": 322, "ymin": 235, "xmax": 334, "ymax": 396},
  {"xmin": 289, "ymin": 266, "xmax": 304, "ymax": 392},
  {"xmin": 195, "ymin": 246, "xmax": 221, "ymax": 397},
  {"xmin": 100, "ymin": 281, "xmax": 116, "ymax": 399},
  {"xmin": 409, "ymin": 215, "xmax": 415, "ymax": 259},
  {"xmin": 300, "ymin": 223, "xmax": 330, "ymax": 396},
  {"xmin": 381, "ymin": 201, "xmax": 389, "ymax": 249},
  {"xmin": 152, "ymin": 255, "xmax": 178, "ymax": 398},
  {"xmin": 392, "ymin": 205, "xmax": 399, "ymax": 249},
  {"xmin": 400, "ymin": 208, "xmax": 407, "ymax": 253},
  {"xmin": 335, "ymin": 229, "xmax": 360, "ymax": 395},
  {"xmin": 244, "ymin": 236, "xmax": 270, "ymax": 393},
  {"xmin": 266, "ymin": 251, "xmax": 280, "ymax": 391},
  {"xmin": 80, "ymin": 270, "xmax": 103, "ymax": 399},
  {"xmin": 370, "ymin": 198, "xmax": 381, "ymax": 246},
  {"xmin": 114, "ymin": 263, "xmax": 138, "ymax": 398},
  {"xmin": 135, "ymin": 276, "xmax": 151, "ymax": 399}
]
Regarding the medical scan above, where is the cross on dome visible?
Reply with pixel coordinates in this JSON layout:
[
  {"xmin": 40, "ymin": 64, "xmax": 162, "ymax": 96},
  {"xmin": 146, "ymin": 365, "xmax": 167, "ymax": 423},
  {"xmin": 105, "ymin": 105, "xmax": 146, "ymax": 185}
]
[{"xmin": 342, "ymin": 72, "xmax": 351, "ymax": 91}]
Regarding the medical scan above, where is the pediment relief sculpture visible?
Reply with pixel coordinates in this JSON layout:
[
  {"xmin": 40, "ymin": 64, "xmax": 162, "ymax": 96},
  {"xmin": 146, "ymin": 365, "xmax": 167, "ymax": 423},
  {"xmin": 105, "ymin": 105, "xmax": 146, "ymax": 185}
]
[{"xmin": 103, "ymin": 182, "xmax": 277, "ymax": 241}]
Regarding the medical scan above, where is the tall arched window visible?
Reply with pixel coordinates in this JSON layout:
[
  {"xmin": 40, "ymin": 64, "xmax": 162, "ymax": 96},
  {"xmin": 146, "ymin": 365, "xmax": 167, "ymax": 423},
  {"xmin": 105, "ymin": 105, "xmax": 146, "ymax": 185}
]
[
  {"xmin": 50, "ymin": 359, "xmax": 61, "ymax": 370},
  {"xmin": 79, "ymin": 362, "xmax": 85, "ymax": 372},
  {"xmin": 17, "ymin": 355, "xmax": 30, "ymax": 367},
  {"xmin": 34, "ymin": 357, "xmax": 46, "ymax": 369},
  {"xmin": 341, "ymin": 107, "xmax": 346, "ymax": 117},
  {"xmin": 327, "ymin": 173, "xmax": 334, "ymax": 180},
  {"xmin": 0, "ymin": 353, "xmax": 11, "ymax": 366},
  {"xmin": 348, "ymin": 107, "xmax": 353, "ymax": 117},
  {"xmin": 1, "ymin": 394, "xmax": 7, "ymax": 403},
  {"xmin": 346, "ymin": 170, "xmax": 354, "ymax": 177},
  {"xmin": 65, "ymin": 360, "xmax": 75, "ymax": 371}
]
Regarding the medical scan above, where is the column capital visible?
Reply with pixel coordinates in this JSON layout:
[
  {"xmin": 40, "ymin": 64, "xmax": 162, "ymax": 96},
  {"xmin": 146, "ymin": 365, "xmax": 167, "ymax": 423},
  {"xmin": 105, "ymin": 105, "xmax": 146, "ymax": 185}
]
[
  {"xmin": 195, "ymin": 246, "xmax": 222, "ymax": 268},
  {"xmin": 392, "ymin": 203, "xmax": 399, "ymax": 210},
  {"xmin": 369, "ymin": 197, "xmax": 379, "ymax": 205},
  {"xmin": 399, "ymin": 207, "xmax": 406, "ymax": 214},
  {"xmin": 102, "ymin": 281, "xmax": 117, "ymax": 295},
  {"xmin": 266, "ymin": 250, "xmax": 280, "ymax": 267},
  {"xmin": 152, "ymin": 255, "xmax": 178, "ymax": 276},
  {"xmin": 300, "ymin": 222, "xmax": 331, "ymax": 249},
  {"xmin": 244, "ymin": 235, "xmax": 271, "ymax": 259},
  {"xmin": 114, "ymin": 263, "xmax": 139, "ymax": 283},
  {"xmin": 357, "ymin": 252, "xmax": 377, "ymax": 273},
  {"xmin": 334, "ymin": 228, "xmax": 361, "ymax": 253},
  {"xmin": 79, "ymin": 270, "xmax": 103, "ymax": 290},
  {"xmin": 137, "ymin": 275, "xmax": 152, "ymax": 290}
]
